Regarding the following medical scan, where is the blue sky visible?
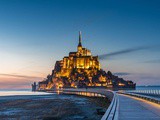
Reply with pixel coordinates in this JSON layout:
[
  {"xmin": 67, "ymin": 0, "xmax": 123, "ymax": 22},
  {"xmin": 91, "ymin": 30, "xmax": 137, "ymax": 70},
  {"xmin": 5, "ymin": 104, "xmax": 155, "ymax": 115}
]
[{"xmin": 0, "ymin": 0, "xmax": 160, "ymax": 89}]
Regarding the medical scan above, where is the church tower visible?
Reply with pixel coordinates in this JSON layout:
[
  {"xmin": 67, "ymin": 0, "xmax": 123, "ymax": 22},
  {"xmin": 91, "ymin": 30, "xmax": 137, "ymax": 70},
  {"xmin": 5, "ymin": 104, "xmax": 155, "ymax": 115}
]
[{"xmin": 77, "ymin": 31, "xmax": 82, "ymax": 53}]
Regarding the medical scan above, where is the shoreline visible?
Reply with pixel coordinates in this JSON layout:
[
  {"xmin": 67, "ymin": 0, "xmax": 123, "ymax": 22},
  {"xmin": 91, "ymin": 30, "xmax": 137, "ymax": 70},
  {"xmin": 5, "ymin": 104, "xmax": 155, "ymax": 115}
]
[{"xmin": 0, "ymin": 92, "xmax": 110, "ymax": 120}]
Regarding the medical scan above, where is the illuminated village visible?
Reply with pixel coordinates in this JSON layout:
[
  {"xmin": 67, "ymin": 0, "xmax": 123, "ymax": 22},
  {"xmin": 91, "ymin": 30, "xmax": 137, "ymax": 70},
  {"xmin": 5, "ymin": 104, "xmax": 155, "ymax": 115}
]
[{"xmin": 35, "ymin": 32, "xmax": 136, "ymax": 91}]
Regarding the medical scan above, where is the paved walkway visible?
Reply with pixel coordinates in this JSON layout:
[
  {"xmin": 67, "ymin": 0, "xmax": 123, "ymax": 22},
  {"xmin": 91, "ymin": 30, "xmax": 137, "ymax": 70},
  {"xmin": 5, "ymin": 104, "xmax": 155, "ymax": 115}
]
[
  {"xmin": 118, "ymin": 94, "xmax": 160, "ymax": 120},
  {"xmin": 63, "ymin": 88, "xmax": 160, "ymax": 119}
]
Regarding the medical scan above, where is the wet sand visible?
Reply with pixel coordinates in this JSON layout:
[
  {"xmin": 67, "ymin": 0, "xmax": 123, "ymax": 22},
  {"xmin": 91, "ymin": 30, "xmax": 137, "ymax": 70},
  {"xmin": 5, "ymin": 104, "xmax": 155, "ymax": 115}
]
[{"xmin": 0, "ymin": 94, "xmax": 110, "ymax": 120}]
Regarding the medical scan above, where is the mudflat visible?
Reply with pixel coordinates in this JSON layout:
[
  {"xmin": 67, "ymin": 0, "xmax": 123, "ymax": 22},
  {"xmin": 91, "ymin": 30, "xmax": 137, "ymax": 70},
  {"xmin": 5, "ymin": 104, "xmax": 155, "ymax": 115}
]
[{"xmin": 0, "ymin": 94, "xmax": 110, "ymax": 120}]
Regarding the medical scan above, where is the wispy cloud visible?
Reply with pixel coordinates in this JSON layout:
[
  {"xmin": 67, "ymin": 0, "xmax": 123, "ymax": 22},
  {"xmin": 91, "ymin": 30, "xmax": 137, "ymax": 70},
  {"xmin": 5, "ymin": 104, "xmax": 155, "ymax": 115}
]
[
  {"xmin": 113, "ymin": 72, "xmax": 160, "ymax": 85},
  {"xmin": 0, "ymin": 73, "xmax": 42, "ymax": 79},
  {"xmin": 0, "ymin": 73, "xmax": 43, "ymax": 89},
  {"xmin": 113, "ymin": 72, "xmax": 131, "ymax": 76},
  {"xmin": 143, "ymin": 59, "xmax": 160, "ymax": 63},
  {"xmin": 99, "ymin": 45, "xmax": 159, "ymax": 60}
]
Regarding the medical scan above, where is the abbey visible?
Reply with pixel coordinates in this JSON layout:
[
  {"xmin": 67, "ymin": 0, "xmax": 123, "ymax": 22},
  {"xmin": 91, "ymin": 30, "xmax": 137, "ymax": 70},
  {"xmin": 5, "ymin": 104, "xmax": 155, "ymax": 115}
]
[
  {"xmin": 55, "ymin": 31, "xmax": 100, "ymax": 78},
  {"xmin": 37, "ymin": 32, "xmax": 136, "ymax": 90}
]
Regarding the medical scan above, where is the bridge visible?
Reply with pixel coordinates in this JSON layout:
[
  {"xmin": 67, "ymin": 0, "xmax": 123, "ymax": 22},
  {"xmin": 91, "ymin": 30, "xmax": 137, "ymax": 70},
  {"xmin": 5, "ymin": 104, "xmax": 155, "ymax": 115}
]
[{"xmin": 56, "ymin": 88, "xmax": 160, "ymax": 120}]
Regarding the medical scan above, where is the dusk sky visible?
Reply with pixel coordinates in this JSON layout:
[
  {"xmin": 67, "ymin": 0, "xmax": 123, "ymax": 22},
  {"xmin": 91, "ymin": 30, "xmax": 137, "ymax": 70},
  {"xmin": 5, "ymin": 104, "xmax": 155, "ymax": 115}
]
[{"xmin": 0, "ymin": 0, "xmax": 160, "ymax": 89}]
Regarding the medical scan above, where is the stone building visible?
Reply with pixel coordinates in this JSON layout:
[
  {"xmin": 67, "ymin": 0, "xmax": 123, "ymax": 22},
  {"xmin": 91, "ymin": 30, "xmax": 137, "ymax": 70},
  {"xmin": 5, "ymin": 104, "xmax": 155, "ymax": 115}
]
[
  {"xmin": 37, "ymin": 32, "xmax": 136, "ymax": 90},
  {"xmin": 54, "ymin": 31, "xmax": 100, "ymax": 78}
]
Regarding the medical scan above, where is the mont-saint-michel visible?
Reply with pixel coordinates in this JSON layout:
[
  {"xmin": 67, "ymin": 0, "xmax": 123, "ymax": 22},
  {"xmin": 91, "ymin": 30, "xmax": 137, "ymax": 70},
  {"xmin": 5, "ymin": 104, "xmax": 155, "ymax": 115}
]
[
  {"xmin": 1, "ymin": 1, "xmax": 160, "ymax": 120},
  {"xmin": 33, "ymin": 32, "xmax": 136, "ymax": 91}
]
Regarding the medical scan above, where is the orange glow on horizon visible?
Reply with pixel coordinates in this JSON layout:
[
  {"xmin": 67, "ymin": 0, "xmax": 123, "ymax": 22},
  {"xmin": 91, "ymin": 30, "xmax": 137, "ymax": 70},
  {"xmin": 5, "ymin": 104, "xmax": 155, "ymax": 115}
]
[{"xmin": 0, "ymin": 74, "xmax": 42, "ymax": 89}]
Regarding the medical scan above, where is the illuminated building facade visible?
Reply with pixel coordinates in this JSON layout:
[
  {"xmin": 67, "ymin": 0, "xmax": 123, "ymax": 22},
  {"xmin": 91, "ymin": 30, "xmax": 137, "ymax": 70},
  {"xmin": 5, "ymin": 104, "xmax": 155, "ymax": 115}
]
[
  {"xmin": 54, "ymin": 31, "xmax": 100, "ymax": 78},
  {"xmin": 37, "ymin": 32, "xmax": 136, "ymax": 90}
]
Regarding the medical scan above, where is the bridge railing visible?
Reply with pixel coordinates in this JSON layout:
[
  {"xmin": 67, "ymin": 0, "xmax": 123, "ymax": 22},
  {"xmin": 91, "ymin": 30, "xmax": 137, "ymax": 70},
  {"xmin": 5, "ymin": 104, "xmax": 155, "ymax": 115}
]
[
  {"xmin": 118, "ymin": 89, "xmax": 160, "ymax": 104},
  {"xmin": 101, "ymin": 91, "xmax": 119, "ymax": 120},
  {"xmin": 125, "ymin": 90, "xmax": 160, "ymax": 96},
  {"xmin": 59, "ymin": 90, "xmax": 106, "ymax": 97}
]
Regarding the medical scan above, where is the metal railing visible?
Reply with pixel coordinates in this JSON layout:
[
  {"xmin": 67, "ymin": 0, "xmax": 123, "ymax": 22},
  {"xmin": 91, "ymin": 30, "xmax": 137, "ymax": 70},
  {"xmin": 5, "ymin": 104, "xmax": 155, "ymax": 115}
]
[
  {"xmin": 60, "ymin": 90, "xmax": 106, "ymax": 98},
  {"xmin": 118, "ymin": 89, "xmax": 160, "ymax": 104},
  {"xmin": 101, "ymin": 92, "xmax": 119, "ymax": 120},
  {"xmin": 127, "ymin": 90, "xmax": 160, "ymax": 96}
]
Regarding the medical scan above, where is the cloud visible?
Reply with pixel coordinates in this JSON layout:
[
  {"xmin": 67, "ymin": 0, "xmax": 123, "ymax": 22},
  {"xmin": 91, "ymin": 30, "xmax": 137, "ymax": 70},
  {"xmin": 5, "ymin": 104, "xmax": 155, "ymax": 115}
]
[
  {"xmin": 98, "ymin": 45, "xmax": 159, "ymax": 60},
  {"xmin": 113, "ymin": 72, "xmax": 131, "ymax": 76},
  {"xmin": 143, "ymin": 59, "xmax": 160, "ymax": 63},
  {"xmin": 0, "ymin": 73, "xmax": 43, "ymax": 89},
  {"xmin": 120, "ymin": 72, "xmax": 160, "ymax": 85},
  {"xmin": 0, "ymin": 73, "xmax": 42, "ymax": 79}
]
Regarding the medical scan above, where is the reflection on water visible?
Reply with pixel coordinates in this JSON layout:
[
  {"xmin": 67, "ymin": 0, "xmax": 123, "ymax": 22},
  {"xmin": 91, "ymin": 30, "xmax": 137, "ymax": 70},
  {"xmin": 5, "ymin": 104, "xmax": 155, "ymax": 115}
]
[{"xmin": 0, "ymin": 91, "xmax": 52, "ymax": 96}]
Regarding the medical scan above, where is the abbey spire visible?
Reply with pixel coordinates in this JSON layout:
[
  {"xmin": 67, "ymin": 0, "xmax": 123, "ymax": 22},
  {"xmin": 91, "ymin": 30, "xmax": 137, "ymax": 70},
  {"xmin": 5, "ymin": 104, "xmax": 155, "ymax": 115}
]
[{"xmin": 78, "ymin": 31, "xmax": 82, "ymax": 47}]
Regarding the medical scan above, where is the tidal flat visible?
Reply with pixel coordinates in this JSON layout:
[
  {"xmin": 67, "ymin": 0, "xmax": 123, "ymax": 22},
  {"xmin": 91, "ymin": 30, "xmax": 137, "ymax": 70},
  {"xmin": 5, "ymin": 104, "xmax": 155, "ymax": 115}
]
[{"xmin": 0, "ymin": 94, "xmax": 110, "ymax": 120}]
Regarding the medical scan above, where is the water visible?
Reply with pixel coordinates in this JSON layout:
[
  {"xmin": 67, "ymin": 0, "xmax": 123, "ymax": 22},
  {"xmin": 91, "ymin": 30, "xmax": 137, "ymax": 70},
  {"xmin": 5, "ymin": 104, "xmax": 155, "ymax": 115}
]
[
  {"xmin": 136, "ymin": 86, "xmax": 160, "ymax": 90},
  {"xmin": 0, "ymin": 86, "xmax": 160, "ymax": 96},
  {"xmin": 0, "ymin": 90, "xmax": 52, "ymax": 96}
]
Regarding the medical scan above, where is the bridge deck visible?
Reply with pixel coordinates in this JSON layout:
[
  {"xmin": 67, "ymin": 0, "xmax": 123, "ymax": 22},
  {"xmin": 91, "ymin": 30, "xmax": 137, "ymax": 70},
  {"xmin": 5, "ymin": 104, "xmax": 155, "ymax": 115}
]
[
  {"xmin": 118, "ymin": 94, "xmax": 160, "ymax": 120},
  {"xmin": 62, "ymin": 88, "xmax": 160, "ymax": 119}
]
